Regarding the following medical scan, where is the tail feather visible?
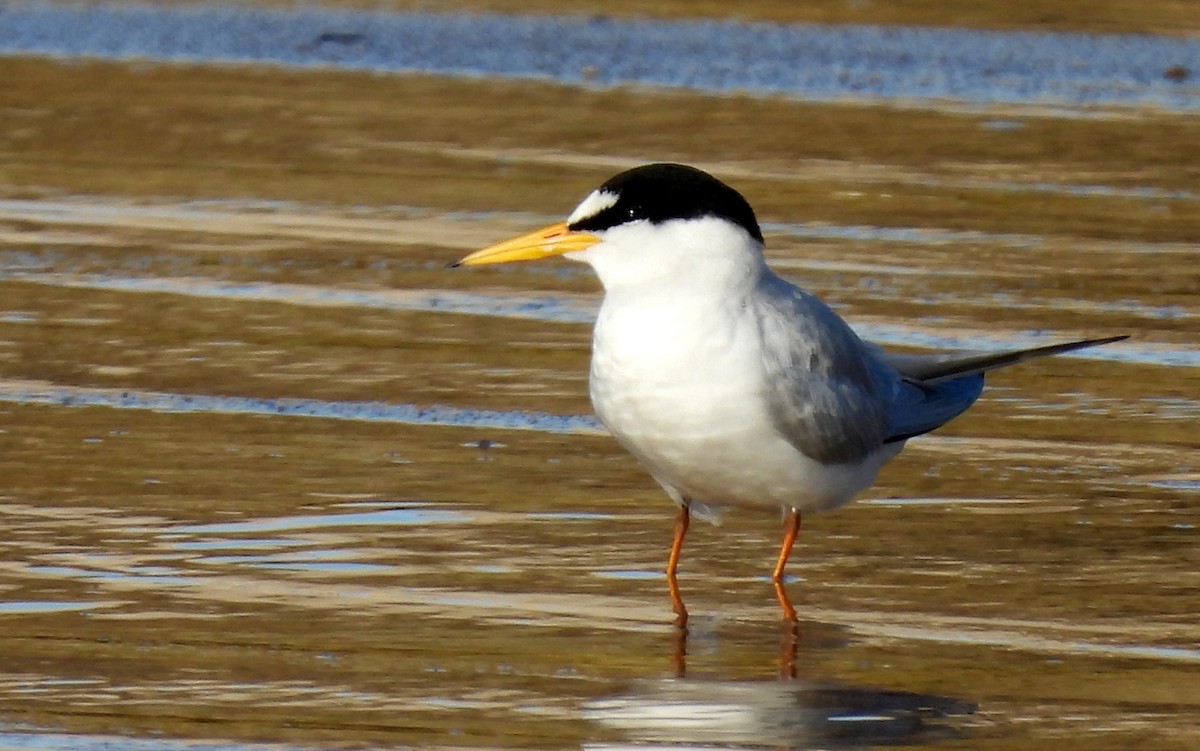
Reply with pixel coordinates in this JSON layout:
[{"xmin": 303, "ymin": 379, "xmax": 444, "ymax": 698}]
[
  {"xmin": 883, "ymin": 335, "xmax": 1127, "ymax": 384},
  {"xmin": 879, "ymin": 334, "xmax": 1127, "ymax": 444}
]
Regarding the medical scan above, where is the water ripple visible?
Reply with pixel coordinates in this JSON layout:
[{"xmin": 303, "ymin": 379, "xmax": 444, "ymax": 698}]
[
  {"xmin": 6, "ymin": 271, "xmax": 1195, "ymax": 368},
  {"xmin": 0, "ymin": 380, "xmax": 605, "ymax": 434},
  {"xmin": 0, "ymin": 727, "xmax": 313, "ymax": 751}
]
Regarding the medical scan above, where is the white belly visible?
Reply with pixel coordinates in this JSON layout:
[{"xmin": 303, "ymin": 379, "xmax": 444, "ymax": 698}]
[{"xmin": 589, "ymin": 294, "xmax": 892, "ymax": 514}]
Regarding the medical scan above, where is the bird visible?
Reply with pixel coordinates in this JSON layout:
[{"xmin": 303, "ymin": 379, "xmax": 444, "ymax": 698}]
[{"xmin": 454, "ymin": 162, "xmax": 1125, "ymax": 625}]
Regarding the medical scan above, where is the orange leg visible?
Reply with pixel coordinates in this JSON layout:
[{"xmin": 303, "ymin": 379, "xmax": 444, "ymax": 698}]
[
  {"xmin": 666, "ymin": 504, "xmax": 690, "ymax": 628},
  {"xmin": 772, "ymin": 509, "xmax": 801, "ymax": 622}
]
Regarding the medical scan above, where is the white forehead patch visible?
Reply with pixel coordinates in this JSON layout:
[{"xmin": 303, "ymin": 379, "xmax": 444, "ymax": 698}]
[{"xmin": 567, "ymin": 189, "xmax": 619, "ymax": 225}]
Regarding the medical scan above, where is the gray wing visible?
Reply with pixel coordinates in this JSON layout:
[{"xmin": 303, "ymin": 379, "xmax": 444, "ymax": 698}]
[
  {"xmin": 752, "ymin": 278, "xmax": 890, "ymax": 465},
  {"xmin": 754, "ymin": 273, "xmax": 1126, "ymax": 457}
]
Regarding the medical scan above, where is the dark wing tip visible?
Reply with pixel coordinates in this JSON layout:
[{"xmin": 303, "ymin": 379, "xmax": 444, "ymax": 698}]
[
  {"xmin": 1030, "ymin": 334, "xmax": 1129, "ymax": 357},
  {"xmin": 1082, "ymin": 334, "xmax": 1129, "ymax": 346},
  {"xmin": 898, "ymin": 334, "xmax": 1130, "ymax": 383}
]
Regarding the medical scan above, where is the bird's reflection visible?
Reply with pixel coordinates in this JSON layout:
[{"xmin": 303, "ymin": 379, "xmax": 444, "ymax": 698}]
[
  {"xmin": 671, "ymin": 619, "xmax": 828, "ymax": 680},
  {"xmin": 626, "ymin": 618, "xmax": 975, "ymax": 748},
  {"xmin": 585, "ymin": 675, "xmax": 975, "ymax": 748}
]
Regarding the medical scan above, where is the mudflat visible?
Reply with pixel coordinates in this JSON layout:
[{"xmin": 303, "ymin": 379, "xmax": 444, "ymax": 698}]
[{"xmin": 0, "ymin": 11, "xmax": 1197, "ymax": 750}]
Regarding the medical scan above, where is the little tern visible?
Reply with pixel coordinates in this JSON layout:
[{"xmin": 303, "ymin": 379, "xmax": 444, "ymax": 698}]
[{"xmin": 455, "ymin": 163, "xmax": 1125, "ymax": 624}]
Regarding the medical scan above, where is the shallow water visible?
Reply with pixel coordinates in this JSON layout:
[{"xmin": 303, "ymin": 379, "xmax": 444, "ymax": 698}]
[
  {"xmin": 3, "ymin": 3, "xmax": 1198, "ymax": 112},
  {"xmin": 1, "ymin": 9, "xmax": 1199, "ymax": 751}
]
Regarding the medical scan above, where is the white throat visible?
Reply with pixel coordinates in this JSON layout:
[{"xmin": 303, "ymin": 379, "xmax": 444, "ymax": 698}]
[{"xmin": 567, "ymin": 217, "xmax": 768, "ymax": 296}]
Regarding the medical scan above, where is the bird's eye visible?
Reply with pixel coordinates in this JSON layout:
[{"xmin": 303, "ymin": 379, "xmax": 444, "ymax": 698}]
[{"xmin": 626, "ymin": 205, "xmax": 642, "ymax": 220}]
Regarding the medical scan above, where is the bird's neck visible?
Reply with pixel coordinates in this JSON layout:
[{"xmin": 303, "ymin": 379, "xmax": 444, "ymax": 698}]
[{"xmin": 583, "ymin": 223, "xmax": 770, "ymax": 299}]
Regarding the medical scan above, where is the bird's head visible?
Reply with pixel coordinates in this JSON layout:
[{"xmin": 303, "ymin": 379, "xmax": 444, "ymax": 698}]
[{"xmin": 455, "ymin": 163, "xmax": 765, "ymax": 289}]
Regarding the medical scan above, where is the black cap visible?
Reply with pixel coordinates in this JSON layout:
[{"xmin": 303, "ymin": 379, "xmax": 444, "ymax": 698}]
[{"xmin": 567, "ymin": 163, "xmax": 764, "ymax": 243}]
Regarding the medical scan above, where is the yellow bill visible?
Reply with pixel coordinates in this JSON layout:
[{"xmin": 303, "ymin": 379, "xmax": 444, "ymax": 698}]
[{"xmin": 454, "ymin": 222, "xmax": 600, "ymax": 266}]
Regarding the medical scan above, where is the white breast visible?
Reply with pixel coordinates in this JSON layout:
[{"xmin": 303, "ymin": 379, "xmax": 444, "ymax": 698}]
[{"xmin": 589, "ymin": 288, "xmax": 889, "ymax": 514}]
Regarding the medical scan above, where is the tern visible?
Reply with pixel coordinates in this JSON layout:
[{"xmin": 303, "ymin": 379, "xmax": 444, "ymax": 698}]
[{"xmin": 455, "ymin": 163, "xmax": 1124, "ymax": 624}]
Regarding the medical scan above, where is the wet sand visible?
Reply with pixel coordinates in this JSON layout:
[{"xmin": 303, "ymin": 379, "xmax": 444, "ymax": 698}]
[{"xmin": 1, "ymin": 15, "xmax": 1198, "ymax": 751}]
